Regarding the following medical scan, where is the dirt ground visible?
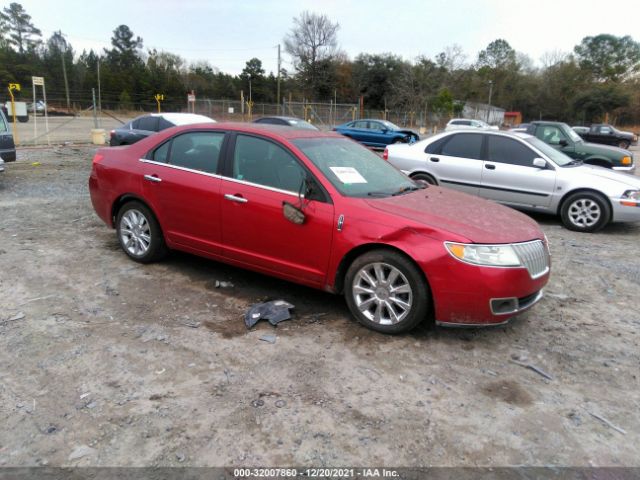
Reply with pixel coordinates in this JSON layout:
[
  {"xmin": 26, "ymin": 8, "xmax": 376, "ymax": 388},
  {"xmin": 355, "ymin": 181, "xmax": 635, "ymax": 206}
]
[{"xmin": 0, "ymin": 144, "xmax": 639, "ymax": 468}]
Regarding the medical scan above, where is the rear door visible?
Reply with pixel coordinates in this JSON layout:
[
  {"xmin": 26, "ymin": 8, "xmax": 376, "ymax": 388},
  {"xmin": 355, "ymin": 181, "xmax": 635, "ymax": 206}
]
[
  {"xmin": 479, "ymin": 134, "xmax": 556, "ymax": 208},
  {"xmin": 141, "ymin": 130, "xmax": 226, "ymax": 254},
  {"xmin": 429, "ymin": 132, "xmax": 484, "ymax": 196},
  {"xmin": 219, "ymin": 133, "xmax": 335, "ymax": 286}
]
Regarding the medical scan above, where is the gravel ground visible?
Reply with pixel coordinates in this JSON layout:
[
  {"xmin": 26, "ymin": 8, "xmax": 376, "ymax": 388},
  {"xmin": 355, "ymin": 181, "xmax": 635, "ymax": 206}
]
[{"xmin": 0, "ymin": 145, "xmax": 639, "ymax": 467}]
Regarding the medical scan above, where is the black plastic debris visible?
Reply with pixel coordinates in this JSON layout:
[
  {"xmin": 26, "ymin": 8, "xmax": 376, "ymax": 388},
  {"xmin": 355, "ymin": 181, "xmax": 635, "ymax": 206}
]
[{"xmin": 245, "ymin": 300, "xmax": 295, "ymax": 328}]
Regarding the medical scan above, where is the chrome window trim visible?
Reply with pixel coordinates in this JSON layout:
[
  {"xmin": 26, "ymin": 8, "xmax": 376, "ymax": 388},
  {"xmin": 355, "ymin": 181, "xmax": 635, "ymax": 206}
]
[{"xmin": 139, "ymin": 158, "xmax": 301, "ymax": 198}]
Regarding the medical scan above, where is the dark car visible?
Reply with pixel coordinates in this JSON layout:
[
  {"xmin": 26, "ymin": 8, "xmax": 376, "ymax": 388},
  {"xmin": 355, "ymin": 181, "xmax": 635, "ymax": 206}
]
[
  {"xmin": 0, "ymin": 108, "xmax": 16, "ymax": 164},
  {"xmin": 109, "ymin": 113, "xmax": 215, "ymax": 146},
  {"xmin": 573, "ymin": 124, "xmax": 637, "ymax": 150},
  {"xmin": 526, "ymin": 121, "xmax": 634, "ymax": 172},
  {"xmin": 333, "ymin": 119, "xmax": 419, "ymax": 148},
  {"xmin": 253, "ymin": 116, "xmax": 318, "ymax": 130}
]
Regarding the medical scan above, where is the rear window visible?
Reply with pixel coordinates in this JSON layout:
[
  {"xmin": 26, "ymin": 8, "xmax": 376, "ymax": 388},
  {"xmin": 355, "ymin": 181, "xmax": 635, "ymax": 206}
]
[{"xmin": 137, "ymin": 116, "xmax": 159, "ymax": 132}]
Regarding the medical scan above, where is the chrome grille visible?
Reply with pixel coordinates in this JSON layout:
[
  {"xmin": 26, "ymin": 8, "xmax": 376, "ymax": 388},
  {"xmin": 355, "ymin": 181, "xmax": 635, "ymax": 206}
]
[{"xmin": 512, "ymin": 241, "xmax": 549, "ymax": 279}]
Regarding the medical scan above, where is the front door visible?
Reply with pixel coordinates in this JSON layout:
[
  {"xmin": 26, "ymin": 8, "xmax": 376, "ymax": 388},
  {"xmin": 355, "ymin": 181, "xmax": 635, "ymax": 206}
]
[
  {"xmin": 141, "ymin": 130, "xmax": 226, "ymax": 254},
  {"xmin": 480, "ymin": 134, "xmax": 556, "ymax": 208},
  {"xmin": 219, "ymin": 133, "xmax": 335, "ymax": 286}
]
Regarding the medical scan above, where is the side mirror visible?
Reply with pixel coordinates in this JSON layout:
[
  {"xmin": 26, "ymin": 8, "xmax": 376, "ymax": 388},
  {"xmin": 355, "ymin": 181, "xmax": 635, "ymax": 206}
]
[
  {"xmin": 283, "ymin": 201, "xmax": 305, "ymax": 225},
  {"xmin": 558, "ymin": 139, "xmax": 568, "ymax": 147},
  {"xmin": 532, "ymin": 158, "xmax": 547, "ymax": 169}
]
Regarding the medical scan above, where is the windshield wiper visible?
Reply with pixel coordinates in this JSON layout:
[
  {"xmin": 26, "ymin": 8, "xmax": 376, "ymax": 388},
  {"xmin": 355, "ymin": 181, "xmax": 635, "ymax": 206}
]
[
  {"xmin": 391, "ymin": 185, "xmax": 424, "ymax": 196},
  {"xmin": 366, "ymin": 191, "xmax": 392, "ymax": 197}
]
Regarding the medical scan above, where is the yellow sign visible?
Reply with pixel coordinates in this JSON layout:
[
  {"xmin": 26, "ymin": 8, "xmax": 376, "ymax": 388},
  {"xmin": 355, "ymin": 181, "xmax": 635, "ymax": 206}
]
[
  {"xmin": 154, "ymin": 94, "xmax": 164, "ymax": 113},
  {"xmin": 9, "ymin": 83, "xmax": 21, "ymax": 91}
]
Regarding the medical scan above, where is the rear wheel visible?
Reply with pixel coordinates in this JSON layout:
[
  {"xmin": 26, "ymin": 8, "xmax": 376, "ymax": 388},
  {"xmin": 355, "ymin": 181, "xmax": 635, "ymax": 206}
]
[
  {"xmin": 344, "ymin": 249, "xmax": 429, "ymax": 334},
  {"xmin": 560, "ymin": 191, "xmax": 611, "ymax": 233},
  {"xmin": 618, "ymin": 140, "xmax": 630, "ymax": 149},
  {"xmin": 116, "ymin": 201, "xmax": 168, "ymax": 263}
]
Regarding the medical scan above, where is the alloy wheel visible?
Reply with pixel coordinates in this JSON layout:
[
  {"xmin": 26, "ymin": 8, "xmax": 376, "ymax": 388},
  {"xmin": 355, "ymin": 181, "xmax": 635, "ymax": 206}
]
[
  {"xmin": 568, "ymin": 198, "xmax": 601, "ymax": 228},
  {"xmin": 119, "ymin": 209, "xmax": 152, "ymax": 256}
]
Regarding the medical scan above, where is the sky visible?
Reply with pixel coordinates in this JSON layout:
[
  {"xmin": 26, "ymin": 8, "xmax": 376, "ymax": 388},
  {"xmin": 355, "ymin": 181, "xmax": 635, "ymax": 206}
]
[{"xmin": 12, "ymin": 0, "xmax": 640, "ymax": 75}]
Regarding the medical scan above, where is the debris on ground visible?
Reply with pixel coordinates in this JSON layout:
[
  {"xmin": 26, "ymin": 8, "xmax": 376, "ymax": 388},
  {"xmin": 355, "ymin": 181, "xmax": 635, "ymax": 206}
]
[
  {"xmin": 215, "ymin": 280, "xmax": 234, "ymax": 288},
  {"xmin": 68, "ymin": 445, "xmax": 96, "ymax": 461},
  {"xmin": 586, "ymin": 410, "xmax": 627, "ymax": 435},
  {"xmin": 244, "ymin": 300, "xmax": 295, "ymax": 328},
  {"xmin": 259, "ymin": 334, "xmax": 277, "ymax": 344},
  {"xmin": 510, "ymin": 359, "xmax": 553, "ymax": 380},
  {"xmin": 2, "ymin": 311, "xmax": 26, "ymax": 324}
]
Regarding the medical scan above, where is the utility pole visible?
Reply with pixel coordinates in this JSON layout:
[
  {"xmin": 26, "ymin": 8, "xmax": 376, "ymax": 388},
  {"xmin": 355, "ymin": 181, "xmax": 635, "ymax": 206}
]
[
  {"xmin": 276, "ymin": 44, "xmax": 281, "ymax": 115},
  {"xmin": 486, "ymin": 80, "xmax": 493, "ymax": 123},
  {"xmin": 97, "ymin": 56, "xmax": 102, "ymax": 126}
]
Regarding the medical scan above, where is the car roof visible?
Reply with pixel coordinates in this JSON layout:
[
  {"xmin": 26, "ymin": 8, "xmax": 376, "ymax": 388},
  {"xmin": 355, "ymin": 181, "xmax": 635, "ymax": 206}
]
[
  {"xmin": 151, "ymin": 113, "xmax": 216, "ymax": 125},
  {"xmin": 170, "ymin": 121, "xmax": 342, "ymax": 140},
  {"xmin": 256, "ymin": 116, "xmax": 303, "ymax": 122}
]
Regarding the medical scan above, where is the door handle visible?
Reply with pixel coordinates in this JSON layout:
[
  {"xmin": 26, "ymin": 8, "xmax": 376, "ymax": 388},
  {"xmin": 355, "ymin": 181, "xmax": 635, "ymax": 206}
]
[
  {"xmin": 144, "ymin": 174, "xmax": 162, "ymax": 183},
  {"xmin": 224, "ymin": 194, "xmax": 248, "ymax": 204},
  {"xmin": 485, "ymin": 164, "xmax": 496, "ymax": 170},
  {"xmin": 430, "ymin": 157, "xmax": 440, "ymax": 162}
]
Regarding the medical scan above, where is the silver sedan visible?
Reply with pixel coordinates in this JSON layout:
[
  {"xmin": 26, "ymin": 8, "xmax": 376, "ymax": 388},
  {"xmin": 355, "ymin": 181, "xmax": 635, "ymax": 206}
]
[{"xmin": 385, "ymin": 130, "xmax": 640, "ymax": 232}]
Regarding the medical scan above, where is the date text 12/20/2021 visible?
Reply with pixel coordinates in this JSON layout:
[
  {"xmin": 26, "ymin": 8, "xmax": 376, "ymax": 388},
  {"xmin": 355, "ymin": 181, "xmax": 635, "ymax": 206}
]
[{"xmin": 233, "ymin": 468, "xmax": 399, "ymax": 478}]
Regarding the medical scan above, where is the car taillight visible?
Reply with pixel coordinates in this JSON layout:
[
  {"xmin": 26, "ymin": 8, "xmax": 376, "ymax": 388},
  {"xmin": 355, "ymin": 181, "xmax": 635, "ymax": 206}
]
[
  {"xmin": 383, "ymin": 148, "xmax": 389, "ymax": 160},
  {"xmin": 110, "ymin": 130, "xmax": 115, "ymax": 138}
]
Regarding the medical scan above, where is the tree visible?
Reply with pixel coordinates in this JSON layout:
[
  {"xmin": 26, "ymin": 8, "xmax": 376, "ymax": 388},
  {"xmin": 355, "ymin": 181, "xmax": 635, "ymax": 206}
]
[
  {"xmin": 239, "ymin": 57, "xmax": 266, "ymax": 101},
  {"xmin": 477, "ymin": 39, "xmax": 517, "ymax": 70},
  {"xmin": 0, "ymin": 2, "xmax": 41, "ymax": 53},
  {"xmin": 572, "ymin": 84, "xmax": 630, "ymax": 122},
  {"xmin": 283, "ymin": 11, "xmax": 339, "ymax": 99},
  {"xmin": 574, "ymin": 34, "xmax": 640, "ymax": 82},
  {"xmin": 352, "ymin": 53, "xmax": 408, "ymax": 110}
]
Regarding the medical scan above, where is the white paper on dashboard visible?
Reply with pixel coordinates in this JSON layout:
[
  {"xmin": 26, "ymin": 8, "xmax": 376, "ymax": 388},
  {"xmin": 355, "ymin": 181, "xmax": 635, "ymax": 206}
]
[{"xmin": 329, "ymin": 166, "xmax": 367, "ymax": 184}]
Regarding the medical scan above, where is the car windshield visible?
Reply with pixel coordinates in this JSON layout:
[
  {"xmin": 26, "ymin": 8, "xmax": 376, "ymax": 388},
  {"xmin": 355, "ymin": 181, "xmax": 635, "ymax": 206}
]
[
  {"xmin": 524, "ymin": 137, "xmax": 574, "ymax": 166},
  {"xmin": 380, "ymin": 120, "xmax": 401, "ymax": 131},
  {"xmin": 293, "ymin": 137, "xmax": 417, "ymax": 197},
  {"xmin": 566, "ymin": 128, "xmax": 582, "ymax": 142}
]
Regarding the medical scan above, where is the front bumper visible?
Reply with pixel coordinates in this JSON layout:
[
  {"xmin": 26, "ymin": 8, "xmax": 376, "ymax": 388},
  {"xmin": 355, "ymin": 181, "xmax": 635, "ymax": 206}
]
[
  {"xmin": 424, "ymin": 249, "xmax": 550, "ymax": 326},
  {"xmin": 611, "ymin": 197, "xmax": 640, "ymax": 222},
  {"xmin": 613, "ymin": 164, "xmax": 636, "ymax": 173}
]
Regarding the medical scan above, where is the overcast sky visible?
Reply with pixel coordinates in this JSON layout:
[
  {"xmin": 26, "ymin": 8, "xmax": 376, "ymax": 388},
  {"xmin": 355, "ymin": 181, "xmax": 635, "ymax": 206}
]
[{"xmin": 14, "ymin": 0, "xmax": 640, "ymax": 75}]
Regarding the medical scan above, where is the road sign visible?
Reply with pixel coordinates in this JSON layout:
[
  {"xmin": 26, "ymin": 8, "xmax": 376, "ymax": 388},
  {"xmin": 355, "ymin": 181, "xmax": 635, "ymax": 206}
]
[
  {"xmin": 9, "ymin": 83, "xmax": 20, "ymax": 92},
  {"xmin": 187, "ymin": 93, "xmax": 196, "ymax": 102},
  {"xmin": 32, "ymin": 76, "xmax": 45, "ymax": 86}
]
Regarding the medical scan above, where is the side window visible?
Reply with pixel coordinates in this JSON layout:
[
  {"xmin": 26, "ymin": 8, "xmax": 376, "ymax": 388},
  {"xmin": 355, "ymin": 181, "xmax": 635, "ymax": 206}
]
[
  {"xmin": 369, "ymin": 122, "xmax": 384, "ymax": 132},
  {"xmin": 424, "ymin": 136, "xmax": 450, "ymax": 154},
  {"xmin": 137, "ymin": 116, "xmax": 159, "ymax": 132},
  {"xmin": 440, "ymin": 133, "xmax": 483, "ymax": 159},
  {"xmin": 536, "ymin": 126, "xmax": 565, "ymax": 144},
  {"xmin": 0, "ymin": 113, "xmax": 7, "ymax": 133},
  {"xmin": 168, "ymin": 132, "xmax": 224, "ymax": 173},
  {"xmin": 130, "ymin": 119, "xmax": 140, "ymax": 130},
  {"xmin": 487, "ymin": 136, "xmax": 536, "ymax": 167},
  {"xmin": 151, "ymin": 141, "xmax": 170, "ymax": 163},
  {"xmin": 600, "ymin": 126, "xmax": 612, "ymax": 134},
  {"xmin": 353, "ymin": 121, "xmax": 368, "ymax": 129},
  {"xmin": 232, "ymin": 135, "xmax": 306, "ymax": 193}
]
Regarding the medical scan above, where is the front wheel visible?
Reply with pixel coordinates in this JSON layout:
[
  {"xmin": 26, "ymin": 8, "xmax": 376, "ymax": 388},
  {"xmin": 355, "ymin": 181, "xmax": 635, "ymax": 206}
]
[
  {"xmin": 560, "ymin": 191, "xmax": 611, "ymax": 233},
  {"xmin": 618, "ymin": 140, "xmax": 630, "ymax": 149},
  {"xmin": 411, "ymin": 173, "xmax": 437, "ymax": 185},
  {"xmin": 344, "ymin": 249, "xmax": 430, "ymax": 334},
  {"xmin": 116, "ymin": 201, "xmax": 168, "ymax": 263}
]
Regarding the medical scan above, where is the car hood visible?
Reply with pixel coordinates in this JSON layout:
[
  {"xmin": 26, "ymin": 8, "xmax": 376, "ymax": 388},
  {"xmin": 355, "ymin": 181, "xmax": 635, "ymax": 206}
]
[
  {"xmin": 364, "ymin": 186, "xmax": 543, "ymax": 244},
  {"xmin": 579, "ymin": 141, "xmax": 630, "ymax": 157},
  {"xmin": 572, "ymin": 164, "xmax": 640, "ymax": 188}
]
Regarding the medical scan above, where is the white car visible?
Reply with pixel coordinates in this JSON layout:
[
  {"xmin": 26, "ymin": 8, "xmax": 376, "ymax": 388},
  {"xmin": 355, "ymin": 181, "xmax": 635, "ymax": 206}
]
[
  {"xmin": 384, "ymin": 130, "xmax": 640, "ymax": 232},
  {"xmin": 445, "ymin": 118, "xmax": 499, "ymax": 131}
]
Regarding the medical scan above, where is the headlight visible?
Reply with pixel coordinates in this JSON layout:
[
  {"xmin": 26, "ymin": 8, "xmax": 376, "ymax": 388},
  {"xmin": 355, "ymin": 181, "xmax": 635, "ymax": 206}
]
[{"xmin": 445, "ymin": 242, "xmax": 522, "ymax": 267}]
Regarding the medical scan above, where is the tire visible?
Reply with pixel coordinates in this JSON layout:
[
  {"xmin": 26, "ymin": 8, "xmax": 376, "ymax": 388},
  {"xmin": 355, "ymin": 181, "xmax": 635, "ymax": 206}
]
[
  {"xmin": 560, "ymin": 191, "xmax": 611, "ymax": 233},
  {"xmin": 344, "ymin": 249, "xmax": 430, "ymax": 334},
  {"xmin": 392, "ymin": 138, "xmax": 404, "ymax": 144},
  {"xmin": 618, "ymin": 140, "xmax": 630, "ymax": 149},
  {"xmin": 411, "ymin": 173, "xmax": 437, "ymax": 185},
  {"xmin": 116, "ymin": 201, "xmax": 168, "ymax": 263}
]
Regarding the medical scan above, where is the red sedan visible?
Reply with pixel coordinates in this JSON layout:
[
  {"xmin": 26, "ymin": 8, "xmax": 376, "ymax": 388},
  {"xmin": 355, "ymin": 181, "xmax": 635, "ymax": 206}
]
[{"xmin": 89, "ymin": 123, "xmax": 550, "ymax": 333}]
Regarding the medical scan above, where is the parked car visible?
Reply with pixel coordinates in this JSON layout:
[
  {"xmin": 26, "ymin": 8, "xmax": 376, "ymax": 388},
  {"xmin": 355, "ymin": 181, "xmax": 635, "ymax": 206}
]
[
  {"xmin": 109, "ymin": 113, "xmax": 215, "ymax": 146},
  {"xmin": 572, "ymin": 124, "xmax": 637, "ymax": 150},
  {"xmin": 445, "ymin": 118, "xmax": 499, "ymax": 131},
  {"xmin": 28, "ymin": 100, "xmax": 46, "ymax": 114},
  {"xmin": 0, "ymin": 108, "xmax": 16, "ymax": 164},
  {"xmin": 333, "ymin": 119, "xmax": 419, "ymax": 148},
  {"xmin": 253, "ymin": 116, "xmax": 318, "ymax": 130},
  {"xmin": 509, "ymin": 123, "xmax": 530, "ymax": 133},
  {"xmin": 385, "ymin": 130, "xmax": 640, "ymax": 232},
  {"xmin": 525, "ymin": 121, "xmax": 634, "ymax": 171},
  {"xmin": 90, "ymin": 123, "xmax": 550, "ymax": 333}
]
